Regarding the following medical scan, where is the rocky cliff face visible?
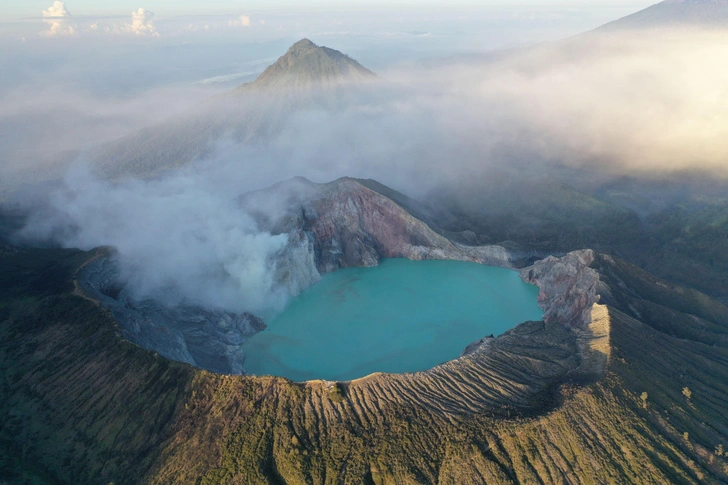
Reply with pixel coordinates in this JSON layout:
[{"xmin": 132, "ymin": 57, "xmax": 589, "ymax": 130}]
[
  {"xmin": 520, "ymin": 250, "xmax": 611, "ymax": 379},
  {"xmin": 521, "ymin": 250, "xmax": 601, "ymax": 328},
  {"xmin": 242, "ymin": 177, "xmax": 515, "ymax": 276},
  {"xmin": 78, "ymin": 176, "xmax": 609, "ymax": 382},
  {"xmin": 78, "ymin": 252, "xmax": 265, "ymax": 375}
]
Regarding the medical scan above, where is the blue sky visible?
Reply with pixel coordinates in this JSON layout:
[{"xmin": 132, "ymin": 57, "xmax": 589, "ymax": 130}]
[
  {"xmin": 2, "ymin": 0, "xmax": 657, "ymax": 18},
  {"xmin": 0, "ymin": 0, "xmax": 657, "ymax": 44},
  {"xmin": 0, "ymin": 0, "xmax": 663, "ymax": 106},
  {"xmin": 0, "ymin": 0, "xmax": 660, "ymax": 98}
]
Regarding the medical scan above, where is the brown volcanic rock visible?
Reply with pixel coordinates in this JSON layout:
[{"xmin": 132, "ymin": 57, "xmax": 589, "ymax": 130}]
[
  {"xmin": 305, "ymin": 178, "xmax": 493, "ymax": 272},
  {"xmin": 241, "ymin": 177, "xmax": 514, "ymax": 277},
  {"xmin": 521, "ymin": 250, "xmax": 602, "ymax": 328},
  {"xmin": 521, "ymin": 251, "xmax": 612, "ymax": 380}
]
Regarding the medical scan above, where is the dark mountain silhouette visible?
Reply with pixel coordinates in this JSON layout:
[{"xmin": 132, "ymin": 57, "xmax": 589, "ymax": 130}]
[
  {"xmin": 598, "ymin": 0, "xmax": 728, "ymax": 30},
  {"xmin": 236, "ymin": 38, "xmax": 375, "ymax": 92}
]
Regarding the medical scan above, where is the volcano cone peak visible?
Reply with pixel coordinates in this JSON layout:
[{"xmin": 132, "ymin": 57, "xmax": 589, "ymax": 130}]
[{"xmin": 242, "ymin": 38, "xmax": 376, "ymax": 91}]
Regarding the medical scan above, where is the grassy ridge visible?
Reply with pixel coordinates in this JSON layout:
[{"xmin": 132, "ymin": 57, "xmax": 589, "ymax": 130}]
[
  {"xmin": 1, "ymin": 246, "xmax": 728, "ymax": 484},
  {"xmin": 0, "ymin": 247, "xmax": 195, "ymax": 484}
]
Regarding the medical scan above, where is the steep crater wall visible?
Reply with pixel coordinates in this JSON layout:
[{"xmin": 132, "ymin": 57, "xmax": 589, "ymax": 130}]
[
  {"xmin": 78, "ymin": 177, "xmax": 611, "ymax": 408},
  {"xmin": 78, "ymin": 252, "xmax": 265, "ymax": 375}
]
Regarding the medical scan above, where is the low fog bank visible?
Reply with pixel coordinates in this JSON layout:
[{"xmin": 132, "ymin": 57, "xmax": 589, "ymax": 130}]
[
  {"xmin": 180, "ymin": 27, "xmax": 728, "ymax": 196},
  {"xmin": 12, "ymin": 27, "xmax": 728, "ymax": 315},
  {"xmin": 283, "ymin": 27, "xmax": 728, "ymax": 186},
  {"xmin": 7, "ymin": 28, "xmax": 728, "ymax": 188},
  {"xmin": 0, "ymin": 83, "xmax": 224, "ymax": 189}
]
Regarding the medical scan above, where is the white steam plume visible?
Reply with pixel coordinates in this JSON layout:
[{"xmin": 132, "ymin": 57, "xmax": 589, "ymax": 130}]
[
  {"xmin": 21, "ymin": 166, "xmax": 290, "ymax": 314},
  {"xmin": 190, "ymin": 29, "xmax": 728, "ymax": 198}
]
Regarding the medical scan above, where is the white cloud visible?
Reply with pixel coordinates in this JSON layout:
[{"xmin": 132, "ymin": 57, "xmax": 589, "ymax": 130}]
[
  {"xmin": 229, "ymin": 15, "xmax": 251, "ymax": 27},
  {"xmin": 41, "ymin": 21, "xmax": 77, "ymax": 37},
  {"xmin": 126, "ymin": 8, "xmax": 159, "ymax": 36},
  {"xmin": 41, "ymin": 1, "xmax": 76, "ymax": 37},
  {"xmin": 42, "ymin": 1, "xmax": 70, "ymax": 18}
]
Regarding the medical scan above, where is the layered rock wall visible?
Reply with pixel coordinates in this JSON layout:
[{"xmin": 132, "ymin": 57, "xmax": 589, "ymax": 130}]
[
  {"xmin": 78, "ymin": 251, "xmax": 265, "ymax": 374},
  {"xmin": 78, "ymin": 177, "xmax": 611, "ymax": 382},
  {"xmin": 520, "ymin": 249, "xmax": 610, "ymax": 379}
]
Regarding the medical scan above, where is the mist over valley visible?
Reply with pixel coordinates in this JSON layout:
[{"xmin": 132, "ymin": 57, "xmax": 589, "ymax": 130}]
[{"xmin": 2, "ymin": 1, "xmax": 728, "ymax": 483}]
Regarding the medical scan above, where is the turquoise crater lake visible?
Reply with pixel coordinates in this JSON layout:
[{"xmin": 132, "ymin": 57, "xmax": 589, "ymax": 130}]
[{"xmin": 242, "ymin": 259, "xmax": 543, "ymax": 382}]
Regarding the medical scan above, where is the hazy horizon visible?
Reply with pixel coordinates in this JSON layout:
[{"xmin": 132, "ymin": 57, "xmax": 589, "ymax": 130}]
[{"xmin": 1, "ymin": 1, "xmax": 658, "ymax": 18}]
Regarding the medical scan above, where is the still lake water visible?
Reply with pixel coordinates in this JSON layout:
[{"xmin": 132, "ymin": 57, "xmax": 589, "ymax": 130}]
[{"xmin": 242, "ymin": 258, "xmax": 543, "ymax": 382}]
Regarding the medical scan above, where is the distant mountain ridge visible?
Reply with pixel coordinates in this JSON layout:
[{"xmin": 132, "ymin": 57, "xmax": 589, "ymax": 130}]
[{"xmin": 598, "ymin": 0, "xmax": 728, "ymax": 30}]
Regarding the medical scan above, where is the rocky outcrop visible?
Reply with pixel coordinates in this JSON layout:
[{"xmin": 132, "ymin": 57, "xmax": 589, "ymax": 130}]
[
  {"xmin": 520, "ymin": 249, "xmax": 610, "ymax": 379},
  {"xmin": 520, "ymin": 250, "xmax": 601, "ymax": 328},
  {"xmin": 242, "ymin": 177, "xmax": 516, "ymax": 280},
  {"xmin": 306, "ymin": 179, "xmax": 514, "ymax": 271},
  {"xmin": 273, "ymin": 228, "xmax": 322, "ymax": 297}
]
